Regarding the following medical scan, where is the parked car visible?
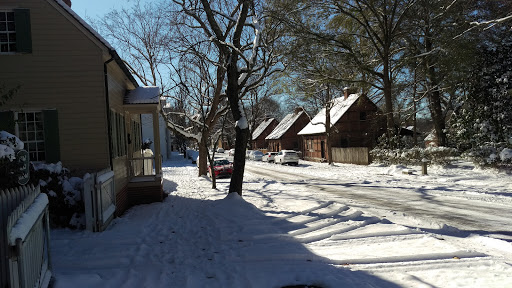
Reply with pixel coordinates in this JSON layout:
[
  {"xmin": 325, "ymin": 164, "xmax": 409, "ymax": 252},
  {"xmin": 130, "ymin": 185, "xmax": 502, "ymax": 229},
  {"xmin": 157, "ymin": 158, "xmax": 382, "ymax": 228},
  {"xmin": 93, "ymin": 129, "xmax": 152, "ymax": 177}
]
[
  {"xmin": 249, "ymin": 150, "xmax": 264, "ymax": 161},
  {"xmin": 262, "ymin": 152, "xmax": 278, "ymax": 163},
  {"xmin": 245, "ymin": 150, "xmax": 253, "ymax": 159},
  {"xmin": 217, "ymin": 148, "xmax": 225, "ymax": 153},
  {"xmin": 274, "ymin": 150, "xmax": 299, "ymax": 165},
  {"xmin": 208, "ymin": 159, "xmax": 233, "ymax": 178},
  {"xmin": 228, "ymin": 148, "xmax": 235, "ymax": 156}
]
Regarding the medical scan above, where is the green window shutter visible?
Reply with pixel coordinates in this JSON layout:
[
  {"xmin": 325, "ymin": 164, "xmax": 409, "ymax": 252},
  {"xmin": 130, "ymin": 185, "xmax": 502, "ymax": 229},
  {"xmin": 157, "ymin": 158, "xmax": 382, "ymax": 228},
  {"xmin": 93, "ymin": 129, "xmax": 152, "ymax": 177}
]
[
  {"xmin": 14, "ymin": 9, "xmax": 32, "ymax": 53},
  {"xmin": 43, "ymin": 109, "xmax": 60, "ymax": 163},
  {"xmin": 0, "ymin": 111, "xmax": 15, "ymax": 134}
]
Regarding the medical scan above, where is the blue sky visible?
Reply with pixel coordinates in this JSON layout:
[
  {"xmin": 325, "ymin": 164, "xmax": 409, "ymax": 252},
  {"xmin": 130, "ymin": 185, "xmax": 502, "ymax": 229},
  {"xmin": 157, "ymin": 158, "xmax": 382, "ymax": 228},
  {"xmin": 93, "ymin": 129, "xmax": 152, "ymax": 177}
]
[{"xmin": 71, "ymin": 0, "xmax": 134, "ymax": 19}]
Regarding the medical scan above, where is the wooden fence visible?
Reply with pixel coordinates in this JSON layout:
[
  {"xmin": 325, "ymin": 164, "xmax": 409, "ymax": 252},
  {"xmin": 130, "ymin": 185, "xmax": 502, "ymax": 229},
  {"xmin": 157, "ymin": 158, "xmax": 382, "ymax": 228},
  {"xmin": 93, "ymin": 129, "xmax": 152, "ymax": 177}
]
[
  {"xmin": 1, "ymin": 184, "xmax": 51, "ymax": 288},
  {"xmin": 83, "ymin": 170, "xmax": 116, "ymax": 232},
  {"xmin": 331, "ymin": 147, "xmax": 370, "ymax": 165}
]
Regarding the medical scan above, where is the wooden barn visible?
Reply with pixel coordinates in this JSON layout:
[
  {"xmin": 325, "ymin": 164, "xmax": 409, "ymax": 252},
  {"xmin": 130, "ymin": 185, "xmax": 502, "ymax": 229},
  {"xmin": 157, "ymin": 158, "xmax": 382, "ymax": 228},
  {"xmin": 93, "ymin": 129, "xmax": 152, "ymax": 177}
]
[
  {"xmin": 266, "ymin": 108, "xmax": 309, "ymax": 153},
  {"xmin": 298, "ymin": 89, "xmax": 385, "ymax": 162}
]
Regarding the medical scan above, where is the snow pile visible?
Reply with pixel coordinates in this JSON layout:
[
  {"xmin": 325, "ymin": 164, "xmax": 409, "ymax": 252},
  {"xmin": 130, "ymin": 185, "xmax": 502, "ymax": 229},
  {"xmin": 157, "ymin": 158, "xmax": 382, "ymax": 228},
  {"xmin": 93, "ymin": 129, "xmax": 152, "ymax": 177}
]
[
  {"xmin": 0, "ymin": 130, "xmax": 24, "ymax": 161},
  {"xmin": 499, "ymin": 148, "xmax": 512, "ymax": 161}
]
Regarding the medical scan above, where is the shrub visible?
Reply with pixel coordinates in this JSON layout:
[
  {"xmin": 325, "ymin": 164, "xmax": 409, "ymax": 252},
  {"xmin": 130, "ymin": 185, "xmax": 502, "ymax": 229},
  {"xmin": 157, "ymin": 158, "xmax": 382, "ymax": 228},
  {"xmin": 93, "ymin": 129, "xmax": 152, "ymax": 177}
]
[
  {"xmin": 371, "ymin": 147, "xmax": 459, "ymax": 166},
  {"xmin": 29, "ymin": 162, "xmax": 85, "ymax": 229}
]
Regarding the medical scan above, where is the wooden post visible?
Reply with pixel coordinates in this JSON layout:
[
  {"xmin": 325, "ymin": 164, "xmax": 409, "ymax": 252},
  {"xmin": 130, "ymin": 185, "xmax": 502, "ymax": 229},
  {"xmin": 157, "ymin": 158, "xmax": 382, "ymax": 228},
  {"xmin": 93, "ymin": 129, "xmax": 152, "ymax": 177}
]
[
  {"xmin": 422, "ymin": 159, "xmax": 428, "ymax": 175},
  {"xmin": 152, "ymin": 110, "xmax": 162, "ymax": 175}
]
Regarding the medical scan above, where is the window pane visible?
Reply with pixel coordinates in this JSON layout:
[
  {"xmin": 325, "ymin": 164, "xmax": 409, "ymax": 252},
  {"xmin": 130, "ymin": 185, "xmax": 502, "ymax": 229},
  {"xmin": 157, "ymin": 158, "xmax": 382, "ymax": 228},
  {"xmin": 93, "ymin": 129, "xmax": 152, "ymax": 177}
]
[
  {"xmin": 6, "ymin": 12, "xmax": 14, "ymax": 21},
  {"xmin": 30, "ymin": 151, "xmax": 37, "ymax": 160},
  {"xmin": 9, "ymin": 43, "xmax": 15, "ymax": 51},
  {"xmin": 0, "ymin": 23, "xmax": 5, "ymax": 32},
  {"xmin": 29, "ymin": 142, "xmax": 36, "ymax": 151},
  {"xmin": 18, "ymin": 131, "xmax": 27, "ymax": 141},
  {"xmin": 35, "ymin": 112, "xmax": 42, "ymax": 121},
  {"xmin": 0, "ymin": 43, "xmax": 7, "ymax": 52},
  {"xmin": 0, "ymin": 33, "xmax": 6, "ymax": 41},
  {"xmin": 18, "ymin": 113, "xmax": 25, "ymax": 121},
  {"xmin": 7, "ymin": 22, "xmax": 14, "ymax": 31},
  {"xmin": 35, "ymin": 121, "xmax": 43, "ymax": 130},
  {"xmin": 37, "ymin": 141, "xmax": 45, "ymax": 150},
  {"xmin": 27, "ymin": 122, "xmax": 35, "ymax": 131},
  {"xmin": 27, "ymin": 113, "xmax": 34, "ymax": 121},
  {"xmin": 28, "ymin": 131, "xmax": 35, "ymax": 141},
  {"xmin": 36, "ymin": 131, "xmax": 44, "ymax": 140},
  {"xmin": 8, "ymin": 32, "xmax": 15, "ymax": 42},
  {"xmin": 0, "ymin": 12, "xmax": 6, "ymax": 21},
  {"xmin": 18, "ymin": 123, "xmax": 26, "ymax": 132}
]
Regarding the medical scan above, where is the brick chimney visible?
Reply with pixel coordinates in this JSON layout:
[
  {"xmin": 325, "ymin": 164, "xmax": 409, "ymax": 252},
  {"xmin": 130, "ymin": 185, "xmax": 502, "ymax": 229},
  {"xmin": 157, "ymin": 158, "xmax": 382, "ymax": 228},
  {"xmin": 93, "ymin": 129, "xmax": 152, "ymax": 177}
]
[
  {"xmin": 343, "ymin": 87, "xmax": 351, "ymax": 100},
  {"xmin": 62, "ymin": 0, "xmax": 72, "ymax": 7}
]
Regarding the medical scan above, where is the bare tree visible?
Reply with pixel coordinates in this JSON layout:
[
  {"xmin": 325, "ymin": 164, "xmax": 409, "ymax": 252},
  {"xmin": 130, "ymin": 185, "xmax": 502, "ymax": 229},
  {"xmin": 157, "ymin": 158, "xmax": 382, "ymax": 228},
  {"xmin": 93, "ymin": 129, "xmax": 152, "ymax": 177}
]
[
  {"xmin": 172, "ymin": 0, "xmax": 281, "ymax": 195},
  {"xmin": 95, "ymin": 0, "xmax": 173, "ymax": 89}
]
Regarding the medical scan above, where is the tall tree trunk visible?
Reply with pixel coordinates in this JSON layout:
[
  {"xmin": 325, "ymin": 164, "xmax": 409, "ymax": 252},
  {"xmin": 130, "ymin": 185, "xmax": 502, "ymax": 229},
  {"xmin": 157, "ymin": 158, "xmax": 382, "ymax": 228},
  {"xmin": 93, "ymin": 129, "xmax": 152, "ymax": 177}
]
[
  {"xmin": 425, "ymin": 36, "xmax": 447, "ymax": 146},
  {"xmin": 198, "ymin": 134, "xmax": 208, "ymax": 176},
  {"xmin": 226, "ymin": 52, "xmax": 249, "ymax": 196},
  {"xmin": 230, "ymin": 126, "xmax": 249, "ymax": 195},
  {"xmin": 383, "ymin": 56, "xmax": 396, "ymax": 145},
  {"xmin": 325, "ymin": 85, "xmax": 333, "ymax": 165}
]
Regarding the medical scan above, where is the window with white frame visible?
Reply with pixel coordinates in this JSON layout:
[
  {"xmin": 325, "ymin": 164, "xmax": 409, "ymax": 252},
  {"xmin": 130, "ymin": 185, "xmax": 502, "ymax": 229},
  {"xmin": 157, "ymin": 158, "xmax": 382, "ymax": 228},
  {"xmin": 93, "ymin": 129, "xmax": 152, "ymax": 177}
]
[
  {"xmin": 0, "ymin": 11, "xmax": 16, "ymax": 52},
  {"xmin": 17, "ymin": 111, "xmax": 45, "ymax": 161}
]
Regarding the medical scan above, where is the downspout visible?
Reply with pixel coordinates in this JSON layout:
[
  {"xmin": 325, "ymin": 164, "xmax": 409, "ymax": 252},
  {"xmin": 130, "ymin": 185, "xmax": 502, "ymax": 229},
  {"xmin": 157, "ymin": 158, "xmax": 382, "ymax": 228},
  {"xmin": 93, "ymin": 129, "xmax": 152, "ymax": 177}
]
[{"xmin": 104, "ymin": 54, "xmax": 115, "ymax": 170}]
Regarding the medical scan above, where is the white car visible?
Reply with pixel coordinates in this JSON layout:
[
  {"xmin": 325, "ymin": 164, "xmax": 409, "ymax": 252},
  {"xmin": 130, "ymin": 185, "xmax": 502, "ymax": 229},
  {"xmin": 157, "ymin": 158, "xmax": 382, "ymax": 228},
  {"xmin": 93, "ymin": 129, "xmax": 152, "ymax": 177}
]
[
  {"xmin": 245, "ymin": 150, "xmax": 253, "ymax": 159},
  {"xmin": 249, "ymin": 150, "xmax": 264, "ymax": 161},
  {"xmin": 217, "ymin": 148, "xmax": 225, "ymax": 153},
  {"xmin": 274, "ymin": 150, "xmax": 299, "ymax": 165},
  {"xmin": 262, "ymin": 152, "xmax": 278, "ymax": 163},
  {"xmin": 228, "ymin": 148, "xmax": 235, "ymax": 156}
]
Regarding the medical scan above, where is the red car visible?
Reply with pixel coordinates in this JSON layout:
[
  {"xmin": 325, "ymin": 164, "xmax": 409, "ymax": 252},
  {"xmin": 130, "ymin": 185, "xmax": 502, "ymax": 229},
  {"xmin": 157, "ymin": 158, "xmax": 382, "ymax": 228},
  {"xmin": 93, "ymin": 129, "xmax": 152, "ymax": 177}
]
[{"xmin": 208, "ymin": 159, "xmax": 233, "ymax": 178}]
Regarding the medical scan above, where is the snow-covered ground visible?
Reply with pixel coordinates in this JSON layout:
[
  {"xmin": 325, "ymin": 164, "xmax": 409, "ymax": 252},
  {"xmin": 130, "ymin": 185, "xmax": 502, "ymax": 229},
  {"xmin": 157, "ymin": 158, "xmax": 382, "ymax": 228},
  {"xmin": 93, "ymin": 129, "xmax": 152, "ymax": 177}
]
[{"xmin": 50, "ymin": 152, "xmax": 512, "ymax": 288}]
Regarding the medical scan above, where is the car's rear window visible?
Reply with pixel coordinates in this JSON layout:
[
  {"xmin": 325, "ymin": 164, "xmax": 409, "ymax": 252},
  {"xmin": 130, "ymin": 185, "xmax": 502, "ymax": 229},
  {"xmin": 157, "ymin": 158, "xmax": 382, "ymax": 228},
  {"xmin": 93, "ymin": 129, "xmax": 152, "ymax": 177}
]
[{"xmin": 285, "ymin": 151, "xmax": 296, "ymax": 155}]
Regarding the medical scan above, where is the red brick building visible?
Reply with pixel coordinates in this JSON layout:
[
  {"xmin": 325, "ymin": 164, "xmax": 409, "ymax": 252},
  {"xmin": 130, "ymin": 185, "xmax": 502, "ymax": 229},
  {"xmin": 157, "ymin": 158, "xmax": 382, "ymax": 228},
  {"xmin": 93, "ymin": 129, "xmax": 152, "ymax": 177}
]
[
  {"xmin": 266, "ymin": 108, "xmax": 310, "ymax": 153},
  {"xmin": 298, "ymin": 90, "xmax": 385, "ymax": 162},
  {"xmin": 251, "ymin": 118, "xmax": 278, "ymax": 150}
]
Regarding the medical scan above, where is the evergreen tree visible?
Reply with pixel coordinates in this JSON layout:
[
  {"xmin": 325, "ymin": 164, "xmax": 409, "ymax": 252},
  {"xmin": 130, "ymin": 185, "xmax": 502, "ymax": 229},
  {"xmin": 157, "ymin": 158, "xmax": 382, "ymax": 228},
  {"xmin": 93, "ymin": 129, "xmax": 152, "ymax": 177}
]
[{"xmin": 450, "ymin": 36, "xmax": 512, "ymax": 155}]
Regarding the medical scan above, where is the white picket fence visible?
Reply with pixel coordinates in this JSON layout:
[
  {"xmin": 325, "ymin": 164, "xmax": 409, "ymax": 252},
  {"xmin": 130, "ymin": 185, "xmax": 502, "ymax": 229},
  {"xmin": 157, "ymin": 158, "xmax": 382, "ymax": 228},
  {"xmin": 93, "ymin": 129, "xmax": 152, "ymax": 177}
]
[
  {"xmin": 83, "ymin": 170, "xmax": 116, "ymax": 232},
  {"xmin": 1, "ymin": 184, "xmax": 51, "ymax": 288}
]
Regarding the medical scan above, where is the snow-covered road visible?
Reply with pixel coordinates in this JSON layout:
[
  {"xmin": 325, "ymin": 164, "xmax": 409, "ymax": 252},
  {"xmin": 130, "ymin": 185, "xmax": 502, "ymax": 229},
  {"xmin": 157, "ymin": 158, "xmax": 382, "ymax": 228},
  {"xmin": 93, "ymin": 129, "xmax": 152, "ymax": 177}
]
[
  {"xmin": 50, "ymin": 153, "xmax": 512, "ymax": 287},
  {"xmin": 244, "ymin": 160, "xmax": 512, "ymax": 242}
]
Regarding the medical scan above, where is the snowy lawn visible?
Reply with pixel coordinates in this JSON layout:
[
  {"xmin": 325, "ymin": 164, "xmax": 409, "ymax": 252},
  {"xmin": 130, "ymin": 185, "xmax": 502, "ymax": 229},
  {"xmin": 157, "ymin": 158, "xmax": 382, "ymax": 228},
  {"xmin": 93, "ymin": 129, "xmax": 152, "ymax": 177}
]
[{"xmin": 50, "ymin": 152, "xmax": 512, "ymax": 288}]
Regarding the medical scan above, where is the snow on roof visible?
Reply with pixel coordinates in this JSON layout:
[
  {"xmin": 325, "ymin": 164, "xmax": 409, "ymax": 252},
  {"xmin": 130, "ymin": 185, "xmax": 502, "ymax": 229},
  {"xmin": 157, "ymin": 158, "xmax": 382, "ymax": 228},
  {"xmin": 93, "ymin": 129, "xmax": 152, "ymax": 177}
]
[
  {"xmin": 424, "ymin": 131, "xmax": 436, "ymax": 141},
  {"xmin": 265, "ymin": 111, "xmax": 304, "ymax": 140},
  {"xmin": 252, "ymin": 118, "xmax": 275, "ymax": 140},
  {"xmin": 125, "ymin": 86, "xmax": 160, "ymax": 104},
  {"xmin": 54, "ymin": 0, "xmax": 113, "ymax": 50},
  {"xmin": 298, "ymin": 94, "xmax": 360, "ymax": 135}
]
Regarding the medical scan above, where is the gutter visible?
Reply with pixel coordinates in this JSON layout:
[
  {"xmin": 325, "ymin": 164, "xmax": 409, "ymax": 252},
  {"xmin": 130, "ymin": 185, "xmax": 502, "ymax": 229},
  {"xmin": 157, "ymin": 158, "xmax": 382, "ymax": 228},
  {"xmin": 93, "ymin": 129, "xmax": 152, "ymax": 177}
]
[{"xmin": 104, "ymin": 55, "xmax": 115, "ymax": 170}]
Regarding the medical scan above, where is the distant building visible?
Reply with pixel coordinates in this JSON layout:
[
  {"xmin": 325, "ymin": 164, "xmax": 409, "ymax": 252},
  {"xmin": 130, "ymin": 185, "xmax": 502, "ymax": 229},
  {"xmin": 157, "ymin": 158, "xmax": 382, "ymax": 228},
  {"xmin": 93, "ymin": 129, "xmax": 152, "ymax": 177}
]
[
  {"xmin": 298, "ymin": 89, "xmax": 385, "ymax": 162},
  {"xmin": 251, "ymin": 118, "xmax": 278, "ymax": 150},
  {"xmin": 266, "ymin": 108, "xmax": 309, "ymax": 153}
]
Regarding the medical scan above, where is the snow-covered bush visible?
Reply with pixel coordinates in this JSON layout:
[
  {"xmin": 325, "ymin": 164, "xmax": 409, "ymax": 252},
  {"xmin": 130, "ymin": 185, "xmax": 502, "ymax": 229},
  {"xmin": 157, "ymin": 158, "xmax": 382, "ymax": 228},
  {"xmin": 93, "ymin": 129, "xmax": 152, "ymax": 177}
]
[
  {"xmin": 0, "ymin": 131, "xmax": 25, "ymax": 188},
  {"xmin": 371, "ymin": 147, "xmax": 459, "ymax": 166},
  {"xmin": 142, "ymin": 138, "xmax": 153, "ymax": 150},
  {"xmin": 448, "ymin": 34, "xmax": 512, "ymax": 167},
  {"xmin": 29, "ymin": 162, "xmax": 85, "ymax": 229},
  {"xmin": 463, "ymin": 142, "xmax": 512, "ymax": 168}
]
